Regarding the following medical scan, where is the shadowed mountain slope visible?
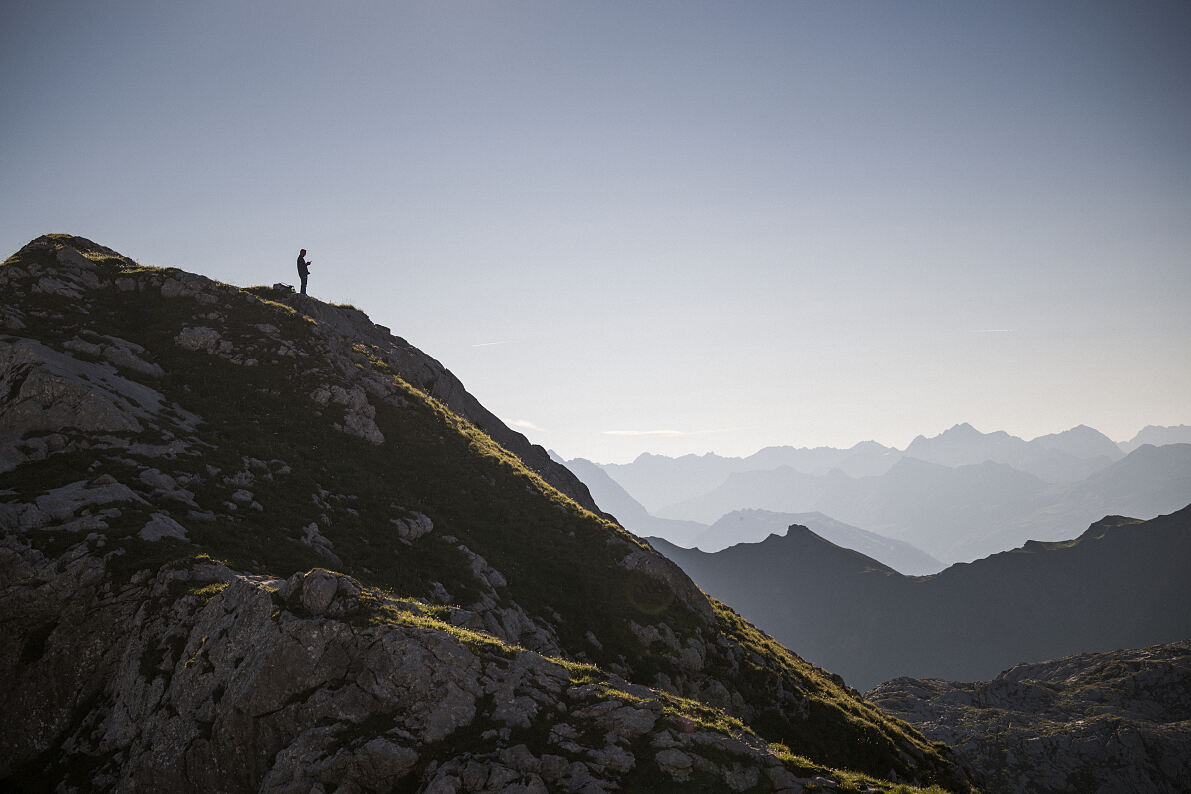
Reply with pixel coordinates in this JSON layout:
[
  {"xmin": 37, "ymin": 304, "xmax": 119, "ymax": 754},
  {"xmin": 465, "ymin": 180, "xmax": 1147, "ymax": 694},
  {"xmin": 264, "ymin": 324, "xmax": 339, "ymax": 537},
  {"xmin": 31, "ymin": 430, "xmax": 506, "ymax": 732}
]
[
  {"xmin": 652, "ymin": 508, "xmax": 1191, "ymax": 691},
  {"xmin": 0, "ymin": 236, "xmax": 968, "ymax": 792}
]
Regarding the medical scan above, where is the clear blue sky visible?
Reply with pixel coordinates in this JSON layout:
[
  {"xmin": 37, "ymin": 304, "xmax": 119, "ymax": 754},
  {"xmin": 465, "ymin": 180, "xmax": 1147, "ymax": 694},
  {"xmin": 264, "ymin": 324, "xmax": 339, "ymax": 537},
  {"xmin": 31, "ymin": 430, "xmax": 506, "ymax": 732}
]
[{"xmin": 3, "ymin": 1, "xmax": 1189, "ymax": 462}]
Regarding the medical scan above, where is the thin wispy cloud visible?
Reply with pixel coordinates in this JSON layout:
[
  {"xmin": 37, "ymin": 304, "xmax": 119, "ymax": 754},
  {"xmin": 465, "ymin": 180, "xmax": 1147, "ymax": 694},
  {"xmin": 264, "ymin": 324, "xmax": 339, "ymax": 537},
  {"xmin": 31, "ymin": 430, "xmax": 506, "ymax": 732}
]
[
  {"xmin": 472, "ymin": 340, "xmax": 515, "ymax": 348},
  {"xmin": 603, "ymin": 429, "xmax": 687, "ymax": 437},
  {"xmin": 603, "ymin": 427, "xmax": 745, "ymax": 438},
  {"xmin": 507, "ymin": 418, "xmax": 549, "ymax": 433}
]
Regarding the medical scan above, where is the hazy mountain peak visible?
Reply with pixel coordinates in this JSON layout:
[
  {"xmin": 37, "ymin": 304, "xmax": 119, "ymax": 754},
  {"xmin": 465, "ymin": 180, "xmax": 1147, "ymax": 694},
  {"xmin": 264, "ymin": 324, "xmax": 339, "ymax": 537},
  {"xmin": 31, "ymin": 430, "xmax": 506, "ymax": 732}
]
[
  {"xmin": 902, "ymin": 423, "xmax": 1022, "ymax": 465},
  {"xmin": 1052, "ymin": 424, "xmax": 1099, "ymax": 440},
  {"xmin": 1121, "ymin": 424, "xmax": 1191, "ymax": 453},
  {"xmin": 1025, "ymin": 424, "xmax": 1123, "ymax": 464},
  {"xmin": 948, "ymin": 421, "xmax": 979, "ymax": 434}
]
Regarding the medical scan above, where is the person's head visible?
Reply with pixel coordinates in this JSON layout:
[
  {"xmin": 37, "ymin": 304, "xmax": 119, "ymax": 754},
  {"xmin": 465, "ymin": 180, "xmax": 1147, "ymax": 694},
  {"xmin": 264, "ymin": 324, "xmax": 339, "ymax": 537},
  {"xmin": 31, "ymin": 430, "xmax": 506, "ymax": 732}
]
[{"xmin": 299, "ymin": 249, "xmax": 306, "ymax": 256}]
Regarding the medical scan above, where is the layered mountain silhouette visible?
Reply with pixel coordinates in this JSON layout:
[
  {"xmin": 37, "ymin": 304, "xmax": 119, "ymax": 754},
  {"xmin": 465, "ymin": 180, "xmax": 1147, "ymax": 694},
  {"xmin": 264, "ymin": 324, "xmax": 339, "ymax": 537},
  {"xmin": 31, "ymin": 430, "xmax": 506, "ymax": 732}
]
[
  {"xmin": 1120, "ymin": 424, "xmax": 1191, "ymax": 453},
  {"xmin": 596, "ymin": 422, "xmax": 1134, "ymax": 517},
  {"xmin": 574, "ymin": 423, "xmax": 1191, "ymax": 566},
  {"xmin": 651, "ymin": 506, "xmax": 1191, "ymax": 691},
  {"xmin": 563, "ymin": 453, "xmax": 945, "ymax": 573},
  {"xmin": 641, "ymin": 444, "xmax": 1191, "ymax": 563},
  {"xmin": 597, "ymin": 442, "xmax": 901, "ymax": 514},
  {"xmin": 0, "ymin": 236, "xmax": 970, "ymax": 791},
  {"xmin": 902, "ymin": 422, "xmax": 1123, "ymax": 481},
  {"xmin": 690, "ymin": 510, "xmax": 941, "ymax": 575}
]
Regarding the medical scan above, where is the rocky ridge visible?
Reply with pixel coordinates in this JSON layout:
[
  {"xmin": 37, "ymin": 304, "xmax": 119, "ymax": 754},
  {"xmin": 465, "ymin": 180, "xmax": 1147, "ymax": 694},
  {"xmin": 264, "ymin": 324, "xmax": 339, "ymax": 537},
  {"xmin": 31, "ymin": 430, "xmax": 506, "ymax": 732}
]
[
  {"xmin": 868, "ymin": 641, "xmax": 1191, "ymax": 794},
  {"xmin": 0, "ymin": 236, "xmax": 969, "ymax": 792}
]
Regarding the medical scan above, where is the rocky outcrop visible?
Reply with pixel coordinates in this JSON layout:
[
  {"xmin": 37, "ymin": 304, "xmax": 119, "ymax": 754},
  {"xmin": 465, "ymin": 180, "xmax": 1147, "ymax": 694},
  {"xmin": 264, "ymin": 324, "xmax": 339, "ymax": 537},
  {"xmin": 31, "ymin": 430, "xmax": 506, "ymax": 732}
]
[
  {"xmin": 3, "ymin": 539, "xmax": 899, "ymax": 793},
  {"xmin": 868, "ymin": 641, "xmax": 1191, "ymax": 794}
]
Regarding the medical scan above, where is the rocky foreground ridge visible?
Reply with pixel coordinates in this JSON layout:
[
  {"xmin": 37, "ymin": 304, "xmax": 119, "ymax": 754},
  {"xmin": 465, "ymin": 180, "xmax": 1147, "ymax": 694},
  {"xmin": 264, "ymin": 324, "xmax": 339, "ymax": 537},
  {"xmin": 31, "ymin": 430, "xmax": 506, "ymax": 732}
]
[
  {"xmin": 0, "ymin": 236, "xmax": 968, "ymax": 792},
  {"xmin": 869, "ymin": 641, "xmax": 1191, "ymax": 794}
]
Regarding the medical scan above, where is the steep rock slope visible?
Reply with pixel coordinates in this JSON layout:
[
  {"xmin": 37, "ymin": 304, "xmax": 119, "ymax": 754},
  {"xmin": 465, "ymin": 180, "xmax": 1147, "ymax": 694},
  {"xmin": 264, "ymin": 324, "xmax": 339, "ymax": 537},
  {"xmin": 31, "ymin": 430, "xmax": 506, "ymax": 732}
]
[
  {"xmin": 0, "ymin": 236, "xmax": 967, "ymax": 792},
  {"xmin": 868, "ymin": 642, "xmax": 1191, "ymax": 794},
  {"xmin": 653, "ymin": 509, "xmax": 1191, "ymax": 690}
]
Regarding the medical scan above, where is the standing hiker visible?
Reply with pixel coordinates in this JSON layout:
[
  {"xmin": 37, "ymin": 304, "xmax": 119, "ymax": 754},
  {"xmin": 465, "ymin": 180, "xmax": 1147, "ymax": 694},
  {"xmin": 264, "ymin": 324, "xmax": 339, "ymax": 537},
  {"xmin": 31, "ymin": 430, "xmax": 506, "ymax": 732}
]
[{"xmin": 297, "ymin": 249, "xmax": 312, "ymax": 295}]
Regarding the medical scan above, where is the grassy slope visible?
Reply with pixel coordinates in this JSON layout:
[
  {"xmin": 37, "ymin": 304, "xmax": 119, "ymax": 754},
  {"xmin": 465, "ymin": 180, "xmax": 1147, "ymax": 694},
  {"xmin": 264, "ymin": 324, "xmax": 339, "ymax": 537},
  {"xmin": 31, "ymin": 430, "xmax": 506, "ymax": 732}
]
[{"xmin": 2, "ymin": 235, "xmax": 965, "ymax": 791}]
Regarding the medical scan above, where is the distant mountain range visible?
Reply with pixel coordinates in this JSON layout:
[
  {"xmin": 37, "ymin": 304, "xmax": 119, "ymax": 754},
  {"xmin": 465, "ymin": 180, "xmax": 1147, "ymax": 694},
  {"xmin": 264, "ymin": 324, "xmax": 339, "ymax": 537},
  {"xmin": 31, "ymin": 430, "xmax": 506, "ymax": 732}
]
[
  {"xmin": 592, "ymin": 422, "xmax": 1189, "ymax": 511},
  {"xmin": 564, "ymin": 453, "xmax": 950, "ymax": 573},
  {"xmin": 1120, "ymin": 424, "xmax": 1191, "ymax": 453},
  {"xmin": 903, "ymin": 422, "xmax": 1123, "ymax": 482},
  {"xmin": 658, "ymin": 444, "xmax": 1191, "ymax": 563},
  {"xmin": 569, "ymin": 425, "xmax": 1191, "ymax": 564},
  {"xmin": 650, "ymin": 505, "xmax": 1191, "ymax": 692},
  {"xmin": 597, "ymin": 441, "xmax": 903, "ymax": 514}
]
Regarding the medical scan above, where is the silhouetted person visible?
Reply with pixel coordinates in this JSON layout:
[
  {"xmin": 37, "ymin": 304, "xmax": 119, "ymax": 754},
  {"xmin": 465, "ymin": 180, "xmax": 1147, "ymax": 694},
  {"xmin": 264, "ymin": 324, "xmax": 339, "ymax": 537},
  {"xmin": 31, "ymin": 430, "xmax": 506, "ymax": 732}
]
[{"xmin": 297, "ymin": 249, "xmax": 311, "ymax": 295}]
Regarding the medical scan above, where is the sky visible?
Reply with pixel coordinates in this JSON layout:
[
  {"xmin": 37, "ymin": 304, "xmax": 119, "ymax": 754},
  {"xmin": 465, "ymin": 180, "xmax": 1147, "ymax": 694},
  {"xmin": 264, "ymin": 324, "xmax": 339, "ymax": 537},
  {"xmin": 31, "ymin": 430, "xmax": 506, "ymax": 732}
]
[{"xmin": 3, "ymin": 1, "xmax": 1189, "ymax": 463}]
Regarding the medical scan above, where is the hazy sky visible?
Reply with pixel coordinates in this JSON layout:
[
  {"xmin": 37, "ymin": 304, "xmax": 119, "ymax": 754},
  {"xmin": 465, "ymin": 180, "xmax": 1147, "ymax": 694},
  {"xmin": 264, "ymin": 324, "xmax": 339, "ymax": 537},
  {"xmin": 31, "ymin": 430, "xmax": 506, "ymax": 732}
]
[{"xmin": 3, "ymin": 1, "xmax": 1189, "ymax": 462}]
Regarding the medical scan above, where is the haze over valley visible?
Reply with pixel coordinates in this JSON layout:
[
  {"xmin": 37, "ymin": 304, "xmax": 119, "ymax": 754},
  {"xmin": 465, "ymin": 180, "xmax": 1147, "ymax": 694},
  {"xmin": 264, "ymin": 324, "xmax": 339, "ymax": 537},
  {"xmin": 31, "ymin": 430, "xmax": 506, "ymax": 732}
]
[{"xmin": 565, "ymin": 422, "xmax": 1191, "ymax": 567}]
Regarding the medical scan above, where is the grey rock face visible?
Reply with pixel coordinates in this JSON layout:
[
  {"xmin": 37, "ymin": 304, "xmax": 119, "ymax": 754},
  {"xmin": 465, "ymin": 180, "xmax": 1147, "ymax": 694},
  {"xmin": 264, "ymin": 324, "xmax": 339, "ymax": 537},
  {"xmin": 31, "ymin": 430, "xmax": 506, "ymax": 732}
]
[
  {"xmin": 392, "ymin": 510, "xmax": 434, "ymax": 541},
  {"xmin": 174, "ymin": 325, "xmax": 224, "ymax": 353},
  {"xmin": 0, "ymin": 476, "xmax": 147, "ymax": 533},
  {"xmin": 139, "ymin": 511, "xmax": 189, "ymax": 541},
  {"xmin": 0, "ymin": 334, "xmax": 200, "ymax": 473},
  {"xmin": 0, "ymin": 540, "xmax": 856, "ymax": 793},
  {"xmin": 311, "ymin": 383, "xmax": 385, "ymax": 444},
  {"xmin": 868, "ymin": 642, "xmax": 1191, "ymax": 794},
  {"xmin": 1, "ymin": 338, "xmax": 148, "ymax": 436}
]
